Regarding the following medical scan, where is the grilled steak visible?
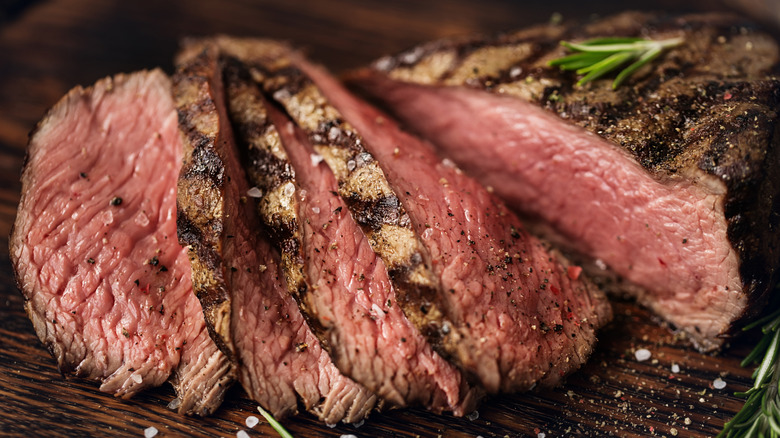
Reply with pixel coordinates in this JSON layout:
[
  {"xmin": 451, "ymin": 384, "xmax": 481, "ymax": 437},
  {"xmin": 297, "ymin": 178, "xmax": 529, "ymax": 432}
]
[
  {"xmin": 260, "ymin": 52, "xmax": 613, "ymax": 393},
  {"xmin": 217, "ymin": 40, "xmax": 480, "ymax": 415},
  {"xmin": 10, "ymin": 70, "xmax": 233, "ymax": 415},
  {"xmin": 349, "ymin": 11, "xmax": 780, "ymax": 351},
  {"xmin": 174, "ymin": 41, "xmax": 376, "ymax": 422}
]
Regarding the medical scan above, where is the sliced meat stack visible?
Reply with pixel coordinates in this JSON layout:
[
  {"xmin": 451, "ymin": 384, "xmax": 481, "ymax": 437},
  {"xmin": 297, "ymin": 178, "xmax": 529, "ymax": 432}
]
[
  {"xmin": 173, "ymin": 41, "xmax": 376, "ymax": 423},
  {"xmin": 9, "ymin": 70, "xmax": 234, "ymax": 415},
  {"xmin": 349, "ymin": 11, "xmax": 780, "ymax": 350},
  {"xmin": 192, "ymin": 39, "xmax": 610, "ymax": 395},
  {"xmin": 216, "ymin": 37, "xmax": 481, "ymax": 415}
]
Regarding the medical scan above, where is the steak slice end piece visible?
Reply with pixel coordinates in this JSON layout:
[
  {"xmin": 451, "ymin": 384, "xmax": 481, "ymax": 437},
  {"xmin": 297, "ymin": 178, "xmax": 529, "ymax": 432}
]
[
  {"xmin": 11, "ymin": 69, "xmax": 234, "ymax": 414},
  {"xmin": 348, "ymin": 11, "xmax": 780, "ymax": 351}
]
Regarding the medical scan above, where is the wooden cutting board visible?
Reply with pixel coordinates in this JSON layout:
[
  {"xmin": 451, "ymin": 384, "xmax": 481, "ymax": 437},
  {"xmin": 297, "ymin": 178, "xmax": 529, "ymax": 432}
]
[{"xmin": 0, "ymin": 0, "xmax": 773, "ymax": 436}]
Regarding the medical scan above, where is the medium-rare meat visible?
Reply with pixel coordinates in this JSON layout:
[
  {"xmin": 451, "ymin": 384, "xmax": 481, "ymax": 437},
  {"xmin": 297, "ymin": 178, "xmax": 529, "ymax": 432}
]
[
  {"xmin": 9, "ymin": 69, "xmax": 234, "ymax": 415},
  {"xmin": 218, "ymin": 43, "xmax": 480, "ymax": 415},
  {"xmin": 173, "ymin": 41, "xmax": 376, "ymax": 423},
  {"xmin": 253, "ymin": 51, "xmax": 612, "ymax": 393},
  {"xmin": 349, "ymin": 11, "xmax": 780, "ymax": 351}
]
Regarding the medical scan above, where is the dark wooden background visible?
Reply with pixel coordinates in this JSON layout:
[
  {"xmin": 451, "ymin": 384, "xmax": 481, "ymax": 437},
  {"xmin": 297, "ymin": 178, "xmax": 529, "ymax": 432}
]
[{"xmin": 1, "ymin": 0, "xmax": 778, "ymax": 436}]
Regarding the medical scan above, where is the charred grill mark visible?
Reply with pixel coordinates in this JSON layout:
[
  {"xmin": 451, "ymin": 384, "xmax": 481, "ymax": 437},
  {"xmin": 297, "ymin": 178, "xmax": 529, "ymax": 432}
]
[{"xmin": 342, "ymin": 193, "xmax": 403, "ymax": 231}]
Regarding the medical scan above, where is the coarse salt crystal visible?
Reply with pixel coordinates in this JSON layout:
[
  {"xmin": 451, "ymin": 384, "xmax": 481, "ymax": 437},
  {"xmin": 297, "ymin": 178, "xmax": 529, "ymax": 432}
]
[
  {"xmin": 326, "ymin": 423, "xmax": 338, "ymax": 428},
  {"xmin": 167, "ymin": 398, "xmax": 182, "ymax": 410},
  {"xmin": 144, "ymin": 426, "xmax": 159, "ymax": 438},
  {"xmin": 311, "ymin": 153, "xmax": 324, "ymax": 166},
  {"xmin": 273, "ymin": 89, "xmax": 291, "ymax": 101},
  {"xmin": 374, "ymin": 56, "xmax": 393, "ymax": 71},
  {"xmin": 634, "ymin": 349, "xmax": 651, "ymax": 362},
  {"xmin": 347, "ymin": 160, "xmax": 356, "ymax": 171},
  {"xmin": 353, "ymin": 419, "xmax": 365, "ymax": 428},
  {"xmin": 247, "ymin": 187, "xmax": 263, "ymax": 198},
  {"xmin": 466, "ymin": 410, "xmax": 479, "ymax": 421},
  {"xmin": 340, "ymin": 435, "xmax": 358, "ymax": 438},
  {"xmin": 538, "ymin": 433, "xmax": 546, "ymax": 438},
  {"xmin": 312, "ymin": 207, "xmax": 320, "ymax": 214},
  {"xmin": 671, "ymin": 364, "xmax": 680, "ymax": 373},
  {"xmin": 131, "ymin": 374, "xmax": 143, "ymax": 384},
  {"xmin": 283, "ymin": 182, "xmax": 296, "ymax": 197},
  {"xmin": 245, "ymin": 415, "xmax": 259, "ymax": 428},
  {"xmin": 713, "ymin": 377, "xmax": 727, "ymax": 390},
  {"xmin": 328, "ymin": 126, "xmax": 341, "ymax": 141},
  {"xmin": 237, "ymin": 431, "xmax": 249, "ymax": 438}
]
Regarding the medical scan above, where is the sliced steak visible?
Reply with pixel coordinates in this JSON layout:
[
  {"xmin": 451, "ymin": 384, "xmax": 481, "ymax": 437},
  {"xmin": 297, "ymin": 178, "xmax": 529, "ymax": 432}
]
[
  {"xmin": 219, "ymin": 45, "xmax": 480, "ymax": 415},
  {"xmin": 174, "ymin": 42, "xmax": 376, "ymax": 423},
  {"xmin": 256, "ymin": 52, "xmax": 612, "ymax": 393},
  {"xmin": 348, "ymin": 11, "xmax": 780, "ymax": 351},
  {"xmin": 9, "ymin": 70, "xmax": 233, "ymax": 414}
]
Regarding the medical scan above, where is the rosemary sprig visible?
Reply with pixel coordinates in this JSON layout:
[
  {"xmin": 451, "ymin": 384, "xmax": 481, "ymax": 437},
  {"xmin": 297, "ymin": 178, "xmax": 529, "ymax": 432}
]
[
  {"xmin": 548, "ymin": 36, "xmax": 683, "ymax": 89},
  {"xmin": 719, "ymin": 306, "xmax": 780, "ymax": 438},
  {"xmin": 257, "ymin": 406, "xmax": 294, "ymax": 438}
]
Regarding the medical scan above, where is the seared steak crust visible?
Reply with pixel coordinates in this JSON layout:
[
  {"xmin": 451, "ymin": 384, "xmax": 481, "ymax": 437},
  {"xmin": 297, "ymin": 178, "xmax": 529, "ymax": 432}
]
[
  {"xmin": 354, "ymin": 11, "xmax": 780, "ymax": 348},
  {"xmin": 174, "ymin": 46, "xmax": 236, "ymax": 360},
  {"xmin": 174, "ymin": 41, "xmax": 376, "ymax": 423}
]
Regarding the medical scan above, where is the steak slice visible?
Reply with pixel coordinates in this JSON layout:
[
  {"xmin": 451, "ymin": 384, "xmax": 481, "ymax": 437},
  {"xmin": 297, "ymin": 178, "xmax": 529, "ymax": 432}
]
[
  {"xmin": 220, "ymin": 46, "xmax": 480, "ymax": 415},
  {"xmin": 174, "ymin": 41, "xmax": 376, "ymax": 423},
  {"xmin": 348, "ymin": 11, "xmax": 780, "ymax": 351},
  {"xmin": 9, "ymin": 69, "xmax": 234, "ymax": 415},
  {"xmin": 257, "ymin": 52, "xmax": 612, "ymax": 393}
]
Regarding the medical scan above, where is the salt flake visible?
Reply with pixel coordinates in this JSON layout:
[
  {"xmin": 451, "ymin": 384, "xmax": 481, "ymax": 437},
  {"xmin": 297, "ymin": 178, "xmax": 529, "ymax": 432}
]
[
  {"xmin": 131, "ymin": 374, "xmax": 143, "ymax": 384},
  {"xmin": 283, "ymin": 182, "xmax": 296, "ymax": 198},
  {"xmin": 247, "ymin": 187, "xmax": 263, "ymax": 198},
  {"xmin": 237, "ymin": 431, "xmax": 250, "ymax": 438},
  {"xmin": 144, "ymin": 426, "xmax": 159, "ymax": 438},
  {"xmin": 671, "ymin": 364, "xmax": 680, "ymax": 373},
  {"xmin": 634, "ymin": 348, "xmax": 651, "ymax": 362},
  {"xmin": 713, "ymin": 377, "xmax": 727, "ymax": 390},
  {"xmin": 245, "ymin": 415, "xmax": 259, "ymax": 428},
  {"xmin": 340, "ymin": 435, "xmax": 358, "ymax": 438},
  {"xmin": 466, "ymin": 410, "xmax": 479, "ymax": 421},
  {"xmin": 538, "ymin": 433, "xmax": 547, "ymax": 438},
  {"xmin": 167, "ymin": 398, "xmax": 182, "ymax": 410}
]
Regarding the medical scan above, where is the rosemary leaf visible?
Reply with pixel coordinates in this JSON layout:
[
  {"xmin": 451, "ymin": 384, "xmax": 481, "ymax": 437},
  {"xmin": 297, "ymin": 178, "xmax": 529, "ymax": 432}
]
[
  {"xmin": 719, "ymin": 298, "xmax": 780, "ymax": 438},
  {"xmin": 257, "ymin": 406, "xmax": 294, "ymax": 438},
  {"xmin": 548, "ymin": 36, "xmax": 683, "ymax": 89}
]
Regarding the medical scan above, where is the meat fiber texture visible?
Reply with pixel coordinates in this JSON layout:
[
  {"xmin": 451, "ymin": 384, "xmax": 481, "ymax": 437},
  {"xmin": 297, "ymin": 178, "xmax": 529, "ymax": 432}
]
[
  {"xmin": 174, "ymin": 41, "xmax": 377, "ymax": 423},
  {"xmin": 215, "ymin": 37, "xmax": 480, "ymax": 415},
  {"xmin": 9, "ymin": 70, "xmax": 234, "ymax": 415},
  {"xmin": 285, "ymin": 54, "xmax": 612, "ymax": 393},
  {"xmin": 349, "ymin": 11, "xmax": 780, "ymax": 351}
]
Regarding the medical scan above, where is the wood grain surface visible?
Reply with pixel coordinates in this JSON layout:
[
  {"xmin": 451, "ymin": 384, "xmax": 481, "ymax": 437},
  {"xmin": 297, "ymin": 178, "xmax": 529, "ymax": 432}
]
[{"xmin": 0, "ymin": 0, "xmax": 776, "ymax": 437}]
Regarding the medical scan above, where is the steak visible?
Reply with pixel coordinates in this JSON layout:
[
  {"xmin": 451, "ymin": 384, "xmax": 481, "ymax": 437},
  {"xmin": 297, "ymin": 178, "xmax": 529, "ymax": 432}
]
[
  {"xmin": 9, "ymin": 70, "xmax": 234, "ymax": 415},
  {"xmin": 174, "ymin": 41, "xmax": 376, "ymax": 423},
  {"xmin": 348, "ymin": 11, "xmax": 780, "ymax": 351},
  {"xmin": 217, "ymin": 40, "xmax": 480, "ymax": 415},
  {"xmin": 267, "ymin": 53, "xmax": 612, "ymax": 393}
]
